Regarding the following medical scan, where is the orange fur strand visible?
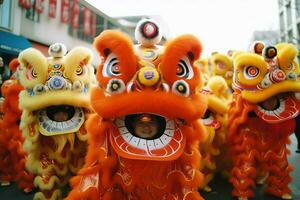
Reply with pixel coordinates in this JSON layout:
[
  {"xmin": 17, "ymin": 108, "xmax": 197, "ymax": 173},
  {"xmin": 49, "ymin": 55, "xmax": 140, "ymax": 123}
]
[
  {"xmin": 228, "ymin": 94, "xmax": 295, "ymax": 198},
  {"xmin": 0, "ymin": 79, "xmax": 34, "ymax": 191}
]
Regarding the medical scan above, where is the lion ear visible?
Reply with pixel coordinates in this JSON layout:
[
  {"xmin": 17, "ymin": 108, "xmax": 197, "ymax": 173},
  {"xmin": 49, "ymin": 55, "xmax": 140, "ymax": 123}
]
[
  {"xmin": 94, "ymin": 30, "xmax": 137, "ymax": 85},
  {"xmin": 160, "ymin": 34, "xmax": 202, "ymax": 89},
  {"xmin": 276, "ymin": 43, "xmax": 298, "ymax": 72},
  {"xmin": 64, "ymin": 47, "xmax": 92, "ymax": 66},
  {"xmin": 63, "ymin": 47, "xmax": 94, "ymax": 84},
  {"xmin": 18, "ymin": 48, "xmax": 48, "ymax": 89},
  {"xmin": 9, "ymin": 58, "xmax": 19, "ymax": 72},
  {"xmin": 94, "ymin": 30, "xmax": 135, "ymax": 59},
  {"xmin": 162, "ymin": 34, "xmax": 202, "ymax": 65}
]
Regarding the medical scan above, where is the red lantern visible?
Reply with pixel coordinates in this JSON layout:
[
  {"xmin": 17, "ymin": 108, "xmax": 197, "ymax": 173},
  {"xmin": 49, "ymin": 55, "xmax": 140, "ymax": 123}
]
[
  {"xmin": 71, "ymin": 0, "xmax": 80, "ymax": 29},
  {"xmin": 48, "ymin": 0, "xmax": 56, "ymax": 18},
  {"xmin": 91, "ymin": 11, "xmax": 97, "ymax": 36},
  {"xmin": 61, "ymin": 0, "xmax": 70, "ymax": 23},
  {"xmin": 35, "ymin": 0, "xmax": 44, "ymax": 14},
  {"xmin": 83, "ymin": 7, "xmax": 91, "ymax": 35},
  {"xmin": 19, "ymin": 0, "xmax": 31, "ymax": 9}
]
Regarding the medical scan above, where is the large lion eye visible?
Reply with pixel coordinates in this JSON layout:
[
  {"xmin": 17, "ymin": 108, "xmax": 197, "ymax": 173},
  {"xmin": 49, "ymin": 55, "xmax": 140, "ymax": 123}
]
[
  {"xmin": 111, "ymin": 65, "xmax": 120, "ymax": 75},
  {"xmin": 288, "ymin": 62, "xmax": 294, "ymax": 71},
  {"xmin": 171, "ymin": 80, "xmax": 190, "ymax": 97},
  {"xmin": 201, "ymin": 109, "xmax": 214, "ymax": 125},
  {"xmin": 76, "ymin": 66, "xmax": 83, "ymax": 75},
  {"xmin": 75, "ymin": 65, "xmax": 87, "ymax": 76},
  {"xmin": 103, "ymin": 53, "xmax": 121, "ymax": 77},
  {"xmin": 32, "ymin": 68, "xmax": 38, "ymax": 77},
  {"xmin": 26, "ymin": 64, "xmax": 37, "ymax": 80},
  {"xmin": 176, "ymin": 56, "xmax": 194, "ymax": 79},
  {"xmin": 243, "ymin": 66, "xmax": 260, "ymax": 79},
  {"xmin": 75, "ymin": 61, "xmax": 88, "ymax": 76},
  {"xmin": 176, "ymin": 64, "xmax": 185, "ymax": 77}
]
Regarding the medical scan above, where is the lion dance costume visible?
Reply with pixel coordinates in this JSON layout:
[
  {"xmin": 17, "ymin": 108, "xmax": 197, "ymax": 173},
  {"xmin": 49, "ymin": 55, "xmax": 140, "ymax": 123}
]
[
  {"xmin": 228, "ymin": 41, "xmax": 300, "ymax": 200},
  {"xmin": 67, "ymin": 19, "xmax": 208, "ymax": 200},
  {"xmin": 18, "ymin": 43, "xmax": 95, "ymax": 199},
  {"xmin": 195, "ymin": 58, "xmax": 210, "ymax": 86},
  {"xmin": 210, "ymin": 52, "xmax": 233, "ymax": 90},
  {"xmin": 0, "ymin": 59, "xmax": 34, "ymax": 191},
  {"xmin": 199, "ymin": 76, "xmax": 231, "ymax": 192}
]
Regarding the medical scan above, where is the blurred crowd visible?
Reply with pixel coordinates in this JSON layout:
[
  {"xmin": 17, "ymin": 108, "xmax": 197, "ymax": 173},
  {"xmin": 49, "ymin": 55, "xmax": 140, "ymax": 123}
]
[{"xmin": 0, "ymin": 56, "xmax": 14, "ymax": 97}]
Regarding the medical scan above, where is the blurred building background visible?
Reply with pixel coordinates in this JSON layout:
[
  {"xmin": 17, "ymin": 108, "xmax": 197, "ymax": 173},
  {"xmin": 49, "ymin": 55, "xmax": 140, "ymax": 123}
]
[
  {"xmin": 244, "ymin": 0, "xmax": 300, "ymax": 58},
  {"xmin": 251, "ymin": 30, "xmax": 280, "ymax": 45},
  {"xmin": 278, "ymin": 0, "xmax": 300, "ymax": 46},
  {"xmin": 0, "ymin": 0, "xmax": 170, "ymax": 84},
  {"xmin": 0, "ymin": 0, "xmax": 132, "ymax": 67},
  {"xmin": 2, "ymin": 0, "xmax": 294, "ymax": 83}
]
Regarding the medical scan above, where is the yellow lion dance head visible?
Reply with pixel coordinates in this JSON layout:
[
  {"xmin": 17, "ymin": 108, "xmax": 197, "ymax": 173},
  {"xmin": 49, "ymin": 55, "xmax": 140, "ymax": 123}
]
[{"xmin": 18, "ymin": 43, "xmax": 95, "ymax": 200}]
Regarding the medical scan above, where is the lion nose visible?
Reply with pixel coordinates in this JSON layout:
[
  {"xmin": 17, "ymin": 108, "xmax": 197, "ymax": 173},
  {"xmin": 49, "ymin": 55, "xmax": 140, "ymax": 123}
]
[{"xmin": 137, "ymin": 66, "xmax": 160, "ymax": 87}]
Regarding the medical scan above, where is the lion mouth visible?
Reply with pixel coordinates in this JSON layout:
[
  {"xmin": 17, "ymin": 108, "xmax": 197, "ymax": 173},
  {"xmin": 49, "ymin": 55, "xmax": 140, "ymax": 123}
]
[
  {"xmin": 254, "ymin": 93, "xmax": 298, "ymax": 123},
  {"xmin": 258, "ymin": 95, "xmax": 281, "ymax": 111},
  {"xmin": 115, "ymin": 114, "xmax": 175, "ymax": 149},
  {"xmin": 124, "ymin": 114, "xmax": 166, "ymax": 140},
  {"xmin": 110, "ymin": 113, "xmax": 185, "ymax": 161},
  {"xmin": 37, "ymin": 105, "xmax": 85, "ymax": 136},
  {"xmin": 216, "ymin": 61, "xmax": 226, "ymax": 70},
  {"xmin": 201, "ymin": 109, "xmax": 220, "ymax": 129},
  {"xmin": 46, "ymin": 105, "xmax": 75, "ymax": 122}
]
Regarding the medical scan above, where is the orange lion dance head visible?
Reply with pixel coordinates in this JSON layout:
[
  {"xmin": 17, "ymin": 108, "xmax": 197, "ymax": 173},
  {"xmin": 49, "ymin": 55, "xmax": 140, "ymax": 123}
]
[{"xmin": 67, "ymin": 19, "xmax": 208, "ymax": 200}]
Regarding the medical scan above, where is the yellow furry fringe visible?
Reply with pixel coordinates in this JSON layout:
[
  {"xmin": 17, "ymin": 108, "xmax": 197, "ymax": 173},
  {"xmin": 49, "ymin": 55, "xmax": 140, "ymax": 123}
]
[
  {"xmin": 21, "ymin": 111, "xmax": 87, "ymax": 191},
  {"xmin": 33, "ymin": 189, "xmax": 61, "ymax": 200}
]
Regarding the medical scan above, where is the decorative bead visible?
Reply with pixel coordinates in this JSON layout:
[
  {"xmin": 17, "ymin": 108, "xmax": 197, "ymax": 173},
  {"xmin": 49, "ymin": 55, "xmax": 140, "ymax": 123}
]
[{"xmin": 48, "ymin": 76, "xmax": 66, "ymax": 90}]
